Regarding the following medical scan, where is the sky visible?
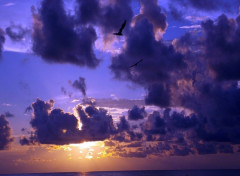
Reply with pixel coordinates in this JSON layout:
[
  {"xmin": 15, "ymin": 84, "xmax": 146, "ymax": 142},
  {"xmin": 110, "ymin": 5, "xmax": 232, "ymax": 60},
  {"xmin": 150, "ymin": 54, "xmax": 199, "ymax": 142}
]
[{"xmin": 1, "ymin": 0, "xmax": 240, "ymax": 174}]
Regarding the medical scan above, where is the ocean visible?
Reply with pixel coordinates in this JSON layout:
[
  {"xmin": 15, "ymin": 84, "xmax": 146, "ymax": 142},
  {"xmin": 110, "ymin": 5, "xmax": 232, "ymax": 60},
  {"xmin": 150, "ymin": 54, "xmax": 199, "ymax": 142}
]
[{"xmin": 1, "ymin": 170, "xmax": 240, "ymax": 176}]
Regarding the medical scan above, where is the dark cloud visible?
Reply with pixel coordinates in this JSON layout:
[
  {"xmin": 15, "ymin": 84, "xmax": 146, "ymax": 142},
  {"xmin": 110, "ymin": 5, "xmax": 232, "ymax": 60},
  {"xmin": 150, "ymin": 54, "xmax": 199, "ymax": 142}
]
[
  {"xmin": 134, "ymin": 0, "xmax": 167, "ymax": 32},
  {"xmin": 76, "ymin": 0, "xmax": 101, "ymax": 25},
  {"xmin": 19, "ymin": 137, "xmax": 31, "ymax": 146},
  {"xmin": 202, "ymin": 14, "xmax": 240, "ymax": 80},
  {"xmin": 72, "ymin": 77, "xmax": 86, "ymax": 97},
  {"xmin": 114, "ymin": 115, "xmax": 143, "ymax": 142},
  {"xmin": 143, "ymin": 109, "xmax": 199, "ymax": 140},
  {"xmin": 110, "ymin": 18, "xmax": 186, "ymax": 107},
  {"xmin": 0, "ymin": 28, "xmax": 5, "ymax": 57},
  {"xmin": 167, "ymin": 111, "xmax": 198, "ymax": 130},
  {"xmin": 109, "ymin": 8, "xmax": 240, "ymax": 157},
  {"xmin": 19, "ymin": 133, "xmax": 36, "ymax": 146},
  {"xmin": 4, "ymin": 111, "xmax": 14, "ymax": 118},
  {"xmin": 145, "ymin": 83, "xmax": 171, "ymax": 107},
  {"xmin": 29, "ymin": 99, "xmax": 81, "ymax": 145},
  {"xmin": 128, "ymin": 105, "xmax": 146, "ymax": 120},
  {"xmin": 76, "ymin": 105, "xmax": 116, "ymax": 141},
  {"xmin": 117, "ymin": 116, "xmax": 130, "ymax": 132},
  {"xmin": 0, "ymin": 115, "xmax": 13, "ymax": 150},
  {"xmin": 76, "ymin": 0, "xmax": 133, "ymax": 35},
  {"xmin": 22, "ymin": 96, "xmax": 239, "ymax": 157},
  {"xmin": 22, "ymin": 99, "xmax": 117, "ymax": 145},
  {"xmin": 5, "ymin": 25, "xmax": 29, "ymax": 41},
  {"xmin": 170, "ymin": 0, "xmax": 240, "ymax": 13},
  {"xmin": 32, "ymin": 0, "xmax": 100, "ymax": 68}
]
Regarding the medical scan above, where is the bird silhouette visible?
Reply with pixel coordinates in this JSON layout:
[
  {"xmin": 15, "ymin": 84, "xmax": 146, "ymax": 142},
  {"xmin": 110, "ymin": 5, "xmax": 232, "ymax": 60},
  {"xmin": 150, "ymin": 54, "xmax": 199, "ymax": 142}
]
[
  {"xmin": 113, "ymin": 20, "xmax": 126, "ymax": 36},
  {"xmin": 129, "ymin": 59, "xmax": 143, "ymax": 68}
]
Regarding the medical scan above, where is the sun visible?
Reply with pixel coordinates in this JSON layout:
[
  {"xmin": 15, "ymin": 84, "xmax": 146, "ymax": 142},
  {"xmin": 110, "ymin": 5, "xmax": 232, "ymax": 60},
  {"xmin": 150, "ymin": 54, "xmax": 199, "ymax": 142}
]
[
  {"xmin": 69, "ymin": 141, "xmax": 104, "ymax": 149},
  {"xmin": 67, "ymin": 141, "xmax": 105, "ymax": 159}
]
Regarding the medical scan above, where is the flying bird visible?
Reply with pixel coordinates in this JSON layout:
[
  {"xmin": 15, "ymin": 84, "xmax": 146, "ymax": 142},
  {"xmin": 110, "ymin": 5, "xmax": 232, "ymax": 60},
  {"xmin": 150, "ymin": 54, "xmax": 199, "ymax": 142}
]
[
  {"xmin": 113, "ymin": 20, "xmax": 126, "ymax": 36},
  {"xmin": 129, "ymin": 59, "xmax": 143, "ymax": 68}
]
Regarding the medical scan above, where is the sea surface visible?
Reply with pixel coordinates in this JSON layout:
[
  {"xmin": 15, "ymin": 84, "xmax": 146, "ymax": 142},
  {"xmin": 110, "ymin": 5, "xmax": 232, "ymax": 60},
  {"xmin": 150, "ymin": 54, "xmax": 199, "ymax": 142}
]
[{"xmin": 1, "ymin": 170, "xmax": 240, "ymax": 176}]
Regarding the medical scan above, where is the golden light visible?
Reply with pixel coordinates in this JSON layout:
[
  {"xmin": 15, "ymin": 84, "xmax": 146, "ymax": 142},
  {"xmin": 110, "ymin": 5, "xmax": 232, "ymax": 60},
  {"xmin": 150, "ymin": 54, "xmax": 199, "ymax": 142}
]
[
  {"xmin": 69, "ymin": 141, "xmax": 104, "ymax": 149},
  {"xmin": 66, "ymin": 141, "xmax": 106, "ymax": 160}
]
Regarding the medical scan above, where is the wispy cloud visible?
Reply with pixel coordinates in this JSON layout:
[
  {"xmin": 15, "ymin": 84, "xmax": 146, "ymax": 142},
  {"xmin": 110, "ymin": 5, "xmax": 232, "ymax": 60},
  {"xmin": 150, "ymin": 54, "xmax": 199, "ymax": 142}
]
[
  {"xmin": 180, "ymin": 25, "xmax": 201, "ymax": 29},
  {"xmin": 2, "ymin": 103, "xmax": 12, "ymax": 107},
  {"xmin": 3, "ymin": 3, "xmax": 15, "ymax": 7}
]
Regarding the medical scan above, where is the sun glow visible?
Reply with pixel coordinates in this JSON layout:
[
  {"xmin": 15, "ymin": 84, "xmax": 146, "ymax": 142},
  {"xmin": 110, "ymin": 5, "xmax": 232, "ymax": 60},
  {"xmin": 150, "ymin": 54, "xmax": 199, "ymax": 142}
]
[
  {"xmin": 65, "ymin": 141, "xmax": 106, "ymax": 160},
  {"xmin": 69, "ymin": 141, "xmax": 104, "ymax": 149}
]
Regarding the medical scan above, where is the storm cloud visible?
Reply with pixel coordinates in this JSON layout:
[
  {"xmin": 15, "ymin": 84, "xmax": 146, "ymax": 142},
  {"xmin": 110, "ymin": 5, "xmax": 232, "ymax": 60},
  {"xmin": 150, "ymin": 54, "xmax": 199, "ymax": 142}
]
[
  {"xmin": 109, "ymin": 9, "xmax": 240, "ymax": 157},
  {"xmin": 32, "ymin": 0, "xmax": 100, "ymax": 68},
  {"xmin": 21, "ymin": 99, "xmax": 117, "ymax": 145}
]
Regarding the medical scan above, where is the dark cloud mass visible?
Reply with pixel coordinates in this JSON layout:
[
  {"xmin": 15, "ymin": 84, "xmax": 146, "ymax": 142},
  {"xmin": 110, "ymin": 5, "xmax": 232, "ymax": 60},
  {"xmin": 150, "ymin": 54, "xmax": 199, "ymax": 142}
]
[
  {"xmin": 72, "ymin": 77, "xmax": 87, "ymax": 97},
  {"xmin": 202, "ymin": 14, "xmax": 240, "ymax": 80},
  {"xmin": 0, "ymin": 28, "xmax": 5, "ymax": 56},
  {"xmin": 109, "ymin": 6, "xmax": 240, "ymax": 156},
  {"xmin": 30, "ymin": 99, "xmax": 81, "ymax": 144},
  {"xmin": 22, "ymin": 99, "xmax": 117, "ymax": 145},
  {"xmin": 32, "ymin": 0, "xmax": 100, "ymax": 68},
  {"xmin": 0, "ymin": 115, "xmax": 13, "ymax": 150},
  {"xmin": 110, "ymin": 18, "xmax": 186, "ymax": 107}
]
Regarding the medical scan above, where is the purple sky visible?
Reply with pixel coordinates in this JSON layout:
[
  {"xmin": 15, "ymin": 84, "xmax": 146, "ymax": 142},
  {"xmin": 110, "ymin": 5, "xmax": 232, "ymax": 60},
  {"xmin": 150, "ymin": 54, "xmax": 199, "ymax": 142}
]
[{"xmin": 1, "ymin": 0, "xmax": 240, "ymax": 174}]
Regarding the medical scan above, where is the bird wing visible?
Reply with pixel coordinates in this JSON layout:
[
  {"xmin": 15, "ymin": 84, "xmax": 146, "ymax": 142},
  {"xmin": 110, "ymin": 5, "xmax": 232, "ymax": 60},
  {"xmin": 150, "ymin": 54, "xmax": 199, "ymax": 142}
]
[
  {"xmin": 129, "ymin": 59, "xmax": 143, "ymax": 68},
  {"xmin": 119, "ymin": 20, "xmax": 126, "ymax": 33},
  {"xmin": 129, "ymin": 63, "xmax": 137, "ymax": 68}
]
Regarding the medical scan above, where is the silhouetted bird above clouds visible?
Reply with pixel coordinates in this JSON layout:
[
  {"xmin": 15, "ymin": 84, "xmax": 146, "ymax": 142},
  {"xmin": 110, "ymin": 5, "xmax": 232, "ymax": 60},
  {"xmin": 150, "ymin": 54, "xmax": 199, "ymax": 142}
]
[
  {"xmin": 129, "ymin": 59, "xmax": 143, "ymax": 68},
  {"xmin": 113, "ymin": 20, "xmax": 126, "ymax": 36}
]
